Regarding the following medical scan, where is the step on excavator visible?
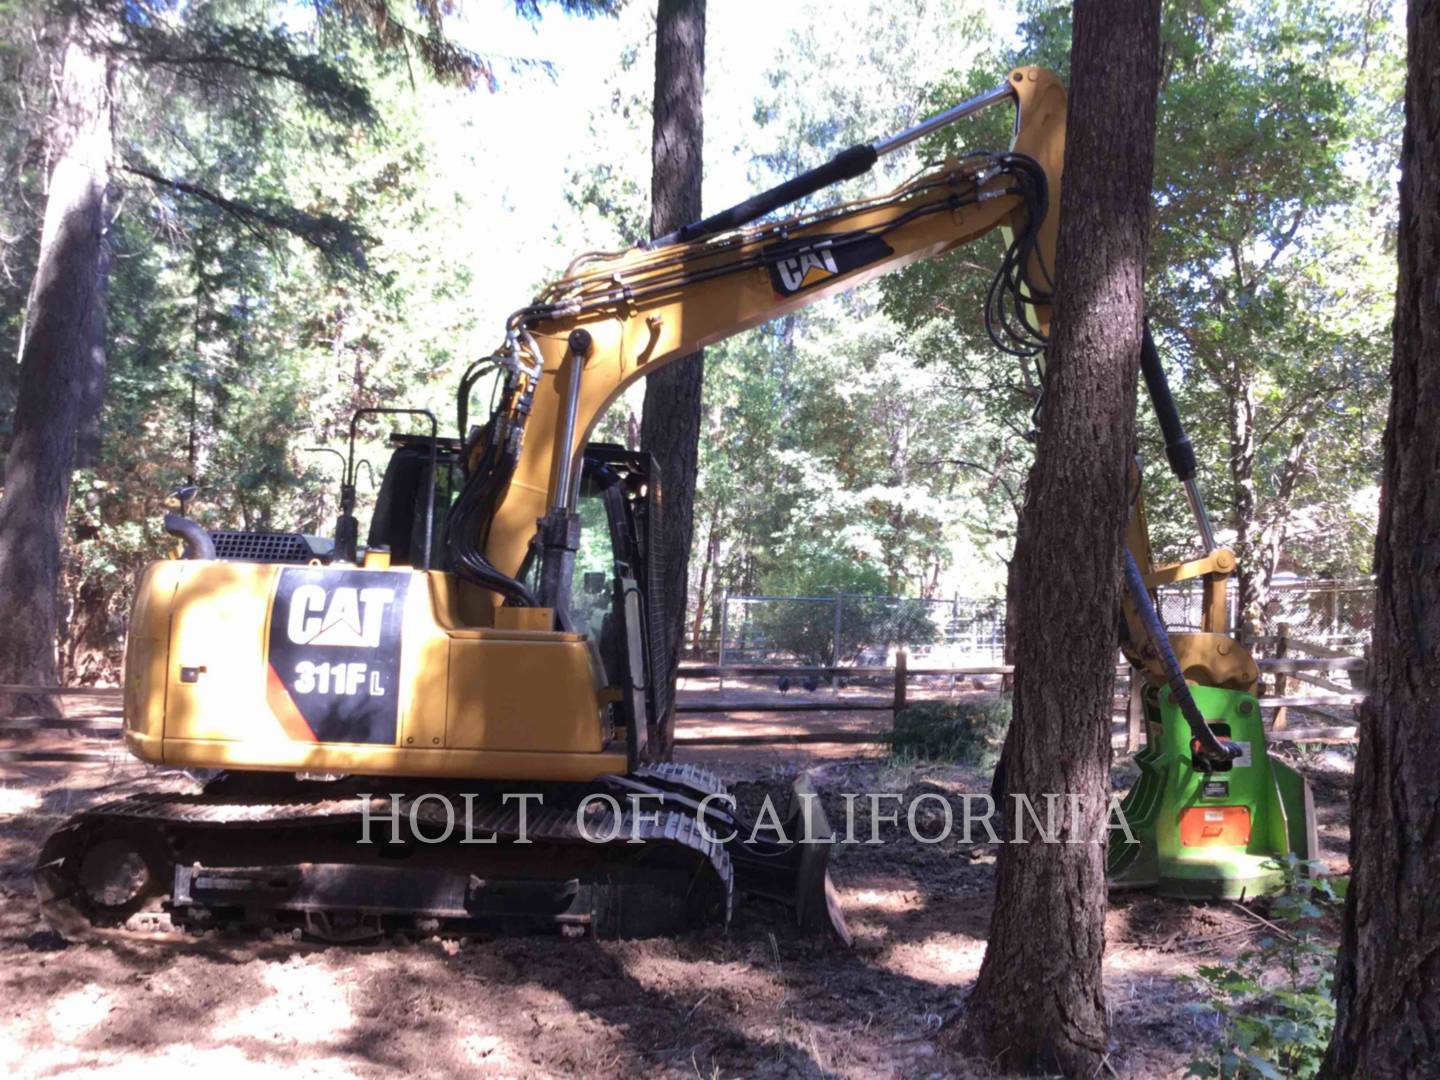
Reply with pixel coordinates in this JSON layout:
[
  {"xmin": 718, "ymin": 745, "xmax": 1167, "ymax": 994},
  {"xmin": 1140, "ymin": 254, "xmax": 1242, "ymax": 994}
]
[{"xmin": 36, "ymin": 66, "xmax": 1315, "ymax": 944}]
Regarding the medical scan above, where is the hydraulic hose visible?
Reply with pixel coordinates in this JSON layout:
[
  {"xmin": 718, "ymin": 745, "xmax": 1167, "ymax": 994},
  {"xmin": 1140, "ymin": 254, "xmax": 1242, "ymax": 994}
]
[
  {"xmin": 646, "ymin": 145, "xmax": 879, "ymax": 248},
  {"xmin": 1122, "ymin": 547, "xmax": 1239, "ymax": 769},
  {"xmin": 1139, "ymin": 323, "xmax": 1196, "ymax": 481},
  {"xmin": 1139, "ymin": 322, "xmax": 1217, "ymax": 551}
]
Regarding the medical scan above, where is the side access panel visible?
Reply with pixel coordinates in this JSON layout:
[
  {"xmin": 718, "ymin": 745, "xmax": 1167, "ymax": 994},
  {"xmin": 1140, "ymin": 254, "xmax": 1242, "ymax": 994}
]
[{"xmin": 125, "ymin": 560, "xmax": 623, "ymax": 779}]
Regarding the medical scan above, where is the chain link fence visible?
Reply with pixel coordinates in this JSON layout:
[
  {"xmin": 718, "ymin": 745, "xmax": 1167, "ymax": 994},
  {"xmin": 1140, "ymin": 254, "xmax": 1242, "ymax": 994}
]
[
  {"xmin": 1155, "ymin": 577, "xmax": 1375, "ymax": 653},
  {"xmin": 1265, "ymin": 578, "xmax": 1375, "ymax": 652},
  {"xmin": 711, "ymin": 593, "xmax": 1006, "ymax": 668},
  {"xmin": 704, "ymin": 578, "xmax": 1374, "ymax": 672}
]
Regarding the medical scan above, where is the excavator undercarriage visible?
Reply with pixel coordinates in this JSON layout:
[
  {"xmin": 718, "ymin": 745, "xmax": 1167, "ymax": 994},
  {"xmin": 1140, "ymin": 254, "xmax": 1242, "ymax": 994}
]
[{"xmin": 37, "ymin": 764, "xmax": 844, "ymax": 944}]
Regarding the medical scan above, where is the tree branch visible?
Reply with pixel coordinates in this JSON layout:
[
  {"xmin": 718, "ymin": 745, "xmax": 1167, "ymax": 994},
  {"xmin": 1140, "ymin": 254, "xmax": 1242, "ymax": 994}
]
[
  {"xmin": 111, "ymin": 22, "xmax": 375, "ymax": 124},
  {"xmin": 122, "ymin": 162, "xmax": 370, "ymax": 272}
]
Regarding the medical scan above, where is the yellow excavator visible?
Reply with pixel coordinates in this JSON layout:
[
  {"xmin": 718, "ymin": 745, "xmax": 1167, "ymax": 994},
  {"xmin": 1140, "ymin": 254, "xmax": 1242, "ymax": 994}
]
[{"xmin": 37, "ymin": 66, "xmax": 1315, "ymax": 943}]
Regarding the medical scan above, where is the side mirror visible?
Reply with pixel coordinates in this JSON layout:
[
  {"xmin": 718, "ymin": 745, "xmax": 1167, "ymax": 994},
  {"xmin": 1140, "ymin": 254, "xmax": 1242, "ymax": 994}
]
[{"xmin": 583, "ymin": 571, "xmax": 608, "ymax": 596}]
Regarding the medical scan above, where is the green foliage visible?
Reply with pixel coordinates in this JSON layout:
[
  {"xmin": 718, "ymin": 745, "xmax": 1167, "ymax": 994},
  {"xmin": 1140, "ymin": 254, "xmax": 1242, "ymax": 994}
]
[
  {"xmin": 888, "ymin": 696, "xmax": 1010, "ymax": 768},
  {"xmin": 45, "ymin": 3, "xmax": 517, "ymax": 677},
  {"xmin": 1186, "ymin": 858, "xmax": 1344, "ymax": 1080},
  {"xmin": 885, "ymin": 0, "xmax": 1400, "ymax": 622},
  {"xmin": 760, "ymin": 540, "xmax": 891, "ymax": 600}
]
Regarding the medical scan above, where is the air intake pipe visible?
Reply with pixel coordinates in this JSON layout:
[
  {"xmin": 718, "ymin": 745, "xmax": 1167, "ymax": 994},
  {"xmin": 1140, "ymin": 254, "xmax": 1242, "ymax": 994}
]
[{"xmin": 163, "ymin": 513, "xmax": 216, "ymax": 560}]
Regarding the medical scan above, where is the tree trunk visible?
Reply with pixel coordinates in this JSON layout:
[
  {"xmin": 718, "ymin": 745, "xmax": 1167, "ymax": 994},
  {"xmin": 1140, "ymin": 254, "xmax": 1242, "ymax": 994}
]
[
  {"xmin": 0, "ymin": 29, "xmax": 112, "ymax": 713},
  {"xmin": 639, "ymin": 0, "xmax": 705, "ymax": 758},
  {"xmin": 1227, "ymin": 372, "xmax": 1263, "ymax": 638},
  {"xmin": 690, "ymin": 500, "xmax": 721, "ymax": 654},
  {"xmin": 1001, "ymin": 552, "xmax": 1019, "ymax": 692},
  {"xmin": 959, "ymin": 2, "xmax": 1160, "ymax": 1074},
  {"xmin": 73, "ymin": 234, "xmax": 110, "ymax": 469},
  {"xmin": 1322, "ymin": 2, "xmax": 1440, "ymax": 1073}
]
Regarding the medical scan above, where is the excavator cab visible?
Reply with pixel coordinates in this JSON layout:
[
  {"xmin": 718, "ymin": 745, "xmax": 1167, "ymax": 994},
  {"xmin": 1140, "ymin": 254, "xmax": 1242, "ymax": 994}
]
[
  {"xmin": 374, "ymin": 434, "xmax": 671, "ymax": 769},
  {"xmin": 538, "ymin": 445, "xmax": 670, "ymax": 767},
  {"xmin": 364, "ymin": 432, "xmax": 464, "ymax": 570}
]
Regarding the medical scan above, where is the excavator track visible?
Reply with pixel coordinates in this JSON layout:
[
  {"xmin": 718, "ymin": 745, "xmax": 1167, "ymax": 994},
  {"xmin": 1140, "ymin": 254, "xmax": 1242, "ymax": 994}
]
[
  {"xmin": 36, "ymin": 765, "xmax": 732, "ymax": 944},
  {"xmin": 34, "ymin": 763, "xmax": 847, "ymax": 945}
]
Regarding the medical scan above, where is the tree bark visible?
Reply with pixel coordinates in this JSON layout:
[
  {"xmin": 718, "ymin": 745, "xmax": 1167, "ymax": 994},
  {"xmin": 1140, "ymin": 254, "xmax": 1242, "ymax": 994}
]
[
  {"xmin": 74, "ymin": 234, "xmax": 110, "ymax": 469},
  {"xmin": 0, "ymin": 28, "xmax": 112, "ymax": 711},
  {"xmin": 1001, "ymin": 551, "xmax": 1019, "ymax": 692},
  {"xmin": 640, "ymin": 0, "xmax": 705, "ymax": 758},
  {"xmin": 1322, "ymin": 1, "xmax": 1440, "ymax": 1073},
  {"xmin": 690, "ymin": 500, "xmax": 721, "ymax": 654},
  {"xmin": 959, "ymin": 2, "xmax": 1161, "ymax": 1074},
  {"xmin": 1228, "ymin": 371, "xmax": 1262, "ymax": 636}
]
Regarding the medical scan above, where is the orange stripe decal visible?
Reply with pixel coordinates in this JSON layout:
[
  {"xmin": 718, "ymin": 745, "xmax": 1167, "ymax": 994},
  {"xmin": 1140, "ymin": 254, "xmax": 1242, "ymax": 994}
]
[{"xmin": 266, "ymin": 663, "xmax": 318, "ymax": 742}]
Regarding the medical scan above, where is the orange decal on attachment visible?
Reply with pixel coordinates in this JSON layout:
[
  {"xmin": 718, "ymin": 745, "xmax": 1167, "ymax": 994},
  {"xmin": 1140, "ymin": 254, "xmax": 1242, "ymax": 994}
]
[{"xmin": 1179, "ymin": 806, "xmax": 1251, "ymax": 847}]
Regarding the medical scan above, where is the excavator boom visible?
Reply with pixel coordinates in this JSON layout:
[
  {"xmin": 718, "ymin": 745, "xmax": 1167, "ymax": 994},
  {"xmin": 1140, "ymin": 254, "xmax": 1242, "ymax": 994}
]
[{"xmin": 476, "ymin": 68, "xmax": 1065, "ymax": 590}]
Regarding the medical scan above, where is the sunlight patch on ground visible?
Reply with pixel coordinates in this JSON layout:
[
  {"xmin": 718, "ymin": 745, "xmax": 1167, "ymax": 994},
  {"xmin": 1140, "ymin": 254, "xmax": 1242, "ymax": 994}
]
[
  {"xmin": 46, "ymin": 983, "xmax": 115, "ymax": 1043},
  {"xmin": 21, "ymin": 1043, "xmax": 360, "ymax": 1080},
  {"xmin": 458, "ymin": 1032, "xmax": 518, "ymax": 1069},
  {"xmin": 877, "ymin": 933, "xmax": 986, "ymax": 986},
  {"xmin": 1106, "ymin": 945, "xmax": 1204, "ymax": 979},
  {"xmin": 843, "ymin": 886, "xmax": 925, "ymax": 914},
  {"xmin": 0, "ymin": 786, "xmax": 41, "ymax": 815},
  {"xmin": 212, "ymin": 958, "xmax": 354, "ymax": 1046},
  {"xmin": 619, "ymin": 951, "xmax": 783, "ymax": 1001}
]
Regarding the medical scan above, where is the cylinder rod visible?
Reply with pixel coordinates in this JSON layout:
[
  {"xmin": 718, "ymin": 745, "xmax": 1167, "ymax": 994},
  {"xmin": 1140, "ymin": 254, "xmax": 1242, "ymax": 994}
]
[
  {"xmin": 647, "ymin": 81, "xmax": 1015, "ymax": 249},
  {"xmin": 551, "ymin": 330, "xmax": 591, "ymax": 513},
  {"xmin": 1183, "ymin": 478, "xmax": 1218, "ymax": 554},
  {"xmin": 872, "ymin": 82, "xmax": 1015, "ymax": 157},
  {"xmin": 1140, "ymin": 323, "xmax": 1216, "ymax": 553}
]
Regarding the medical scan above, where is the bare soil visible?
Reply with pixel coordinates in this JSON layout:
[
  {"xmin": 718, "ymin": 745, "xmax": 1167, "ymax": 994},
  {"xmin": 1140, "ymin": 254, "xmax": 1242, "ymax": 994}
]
[{"xmin": 0, "ymin": 698, "xmax": 1354, "ymax": 1079}]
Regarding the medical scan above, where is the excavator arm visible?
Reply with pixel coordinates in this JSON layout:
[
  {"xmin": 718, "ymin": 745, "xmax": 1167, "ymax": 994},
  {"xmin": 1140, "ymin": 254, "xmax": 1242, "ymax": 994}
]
[
  {"xmin": 449, "ymin": 70, "xmax": 1064, "ymax": 596},
  {"xmin": 453, "ymin": 67, "xmax": 1248, "ymax": 747}
]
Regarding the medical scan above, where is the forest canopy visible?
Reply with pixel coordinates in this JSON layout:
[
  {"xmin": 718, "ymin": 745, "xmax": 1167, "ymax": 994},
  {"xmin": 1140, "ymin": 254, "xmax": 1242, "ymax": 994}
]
[{"xmin": 0, "ymin": 0, "xmax": 1399, "ymax": 681}]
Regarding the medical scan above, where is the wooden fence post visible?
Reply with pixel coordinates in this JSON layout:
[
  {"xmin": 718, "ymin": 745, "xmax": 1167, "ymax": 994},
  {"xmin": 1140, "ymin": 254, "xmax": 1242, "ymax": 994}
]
[
  {"xmin": 1127, "ymin": 668, "xmax": 1145, "ymax": 752},
  {"xmin": 893, "ymin": 647, "xmax": 908, "ymax": 723},
  {"xmin": 717, "ymin": 592, "xmax": 729, "ymax": 693},
  {"xmin": 1272, "ymin": 621, "xmax": 1290, "ymax": 731}
]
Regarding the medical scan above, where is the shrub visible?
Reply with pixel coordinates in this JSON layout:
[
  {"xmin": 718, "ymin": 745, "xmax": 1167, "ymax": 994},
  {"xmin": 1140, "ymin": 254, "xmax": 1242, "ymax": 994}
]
[
  {"xmin": 1186, "ymin": 857, "xmax": 1344, "ymax": 1079},
  {"xmin": 887, "ymin": 695, "xmax": 1010, "ymax": 768}
]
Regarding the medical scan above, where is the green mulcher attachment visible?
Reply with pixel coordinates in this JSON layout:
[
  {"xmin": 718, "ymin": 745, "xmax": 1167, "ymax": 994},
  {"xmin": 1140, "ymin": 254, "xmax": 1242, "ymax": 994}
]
[
  {"xmin": 1108, "ymin": 682, "xmax": 1318, "ymax": 900},
  {"xmin": 1107, "ymin": 326, "xmax": 1318, "ymax": 900}
]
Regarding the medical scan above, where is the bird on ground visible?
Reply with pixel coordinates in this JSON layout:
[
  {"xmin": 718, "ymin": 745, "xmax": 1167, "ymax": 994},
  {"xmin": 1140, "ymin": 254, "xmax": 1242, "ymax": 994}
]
[
  {"xmin": 802, "ymin": 675, "xmax": 820, "ymax": 693},
  {"xmin": 777, "ymin": 676, "xmax": 791, "ymax": 693}
]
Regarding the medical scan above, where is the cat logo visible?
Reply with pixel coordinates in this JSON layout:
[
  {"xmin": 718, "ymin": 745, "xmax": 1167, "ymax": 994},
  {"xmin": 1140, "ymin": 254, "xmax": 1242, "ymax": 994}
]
[
  {"xmin": 774, "ymin": 245, "xmax": 840, "ymax": 293},
  {"xmin": 286, "ymin": 584, "xmax": 396, "ymax": 648},
  {"xmin": 267, "ymin": 568, "xmax": 409, "ymax": 744},
  {"xmin": 765, "ymin": 232, "xmax": 895, "ymax": 298}
]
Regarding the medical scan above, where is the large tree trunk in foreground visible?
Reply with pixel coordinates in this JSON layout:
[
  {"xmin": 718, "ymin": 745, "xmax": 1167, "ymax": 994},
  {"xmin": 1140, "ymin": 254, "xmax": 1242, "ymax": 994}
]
[
  {"xmin": 639, "ymin": 0, "xmax": 705, "ymax": 758},
  {"xmin": 0, "ymin": 31, "xmax": 112, "ymax": 712},
  {"xmin": 959, "ymin": 2, "xmax": 1160, "ymax": 1074},
  {"xmin": 1322, "ymin": 2, "xmax": 1440, "ymax": 1073}
]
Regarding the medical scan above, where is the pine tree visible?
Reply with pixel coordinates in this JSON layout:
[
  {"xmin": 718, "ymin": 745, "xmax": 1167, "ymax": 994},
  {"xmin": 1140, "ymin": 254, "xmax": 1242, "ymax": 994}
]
[
  {"xmin": 1322, "ymin": 0, "xmax": 1440, "ymax": 1072},
  {"xmin": 958, "ymin": 0, "xmax": 1162, "ymax": 1073},
  {"xmin": 639, "ymin": 0, "xmax": 706, "ymax": 757}
]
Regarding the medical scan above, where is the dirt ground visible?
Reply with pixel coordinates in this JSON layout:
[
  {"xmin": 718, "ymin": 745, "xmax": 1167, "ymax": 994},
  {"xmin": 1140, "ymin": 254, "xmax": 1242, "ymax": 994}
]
[{"xmin": 0, "ymin": 698, "xmax": 1355, "ymax": 1079}]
